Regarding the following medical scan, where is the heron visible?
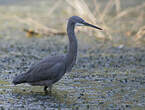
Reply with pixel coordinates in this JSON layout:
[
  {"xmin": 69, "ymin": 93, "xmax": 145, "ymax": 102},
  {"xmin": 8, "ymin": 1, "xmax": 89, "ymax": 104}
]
[{"xmin": 13, "ymin": 16, "xmax": 102, "ymax": 93}]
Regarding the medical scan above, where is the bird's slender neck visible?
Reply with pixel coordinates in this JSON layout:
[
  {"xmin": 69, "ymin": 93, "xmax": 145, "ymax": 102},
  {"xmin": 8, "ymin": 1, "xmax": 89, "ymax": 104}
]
[{"xmin": 64, "ymin": 21, "xmax": 78, "ymax": 71}]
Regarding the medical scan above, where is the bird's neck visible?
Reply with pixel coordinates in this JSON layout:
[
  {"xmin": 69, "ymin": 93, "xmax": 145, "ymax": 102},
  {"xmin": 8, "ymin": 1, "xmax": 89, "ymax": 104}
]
[{"xmin": 64, "ymin": 22, "xmax": 78, "ymax": 71}]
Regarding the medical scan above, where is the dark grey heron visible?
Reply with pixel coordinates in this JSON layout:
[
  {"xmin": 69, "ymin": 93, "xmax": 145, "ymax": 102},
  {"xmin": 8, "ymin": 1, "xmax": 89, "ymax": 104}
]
[{"xmin": 13, "ymin": 16, "xmax": 102, "ymax": 93}]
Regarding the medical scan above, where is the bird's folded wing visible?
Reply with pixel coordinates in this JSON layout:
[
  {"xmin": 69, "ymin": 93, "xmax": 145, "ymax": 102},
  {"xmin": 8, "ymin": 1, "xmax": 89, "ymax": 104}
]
[{"xmin": 25, "ymin": 57, "xmax": 66, "ymax": 82}]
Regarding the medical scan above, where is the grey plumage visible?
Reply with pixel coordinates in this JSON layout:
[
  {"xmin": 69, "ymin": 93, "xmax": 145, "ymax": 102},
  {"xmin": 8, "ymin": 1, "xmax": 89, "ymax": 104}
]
[{"xmin": 13, "ymin": 16, "xmax": 102, "ymax": 93}]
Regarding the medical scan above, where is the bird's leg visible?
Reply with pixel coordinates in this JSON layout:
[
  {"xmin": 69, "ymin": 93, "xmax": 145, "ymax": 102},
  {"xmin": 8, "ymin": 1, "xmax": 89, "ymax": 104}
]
[
  {"xmin": 44, "ymin": 85, "xmax": 52, "ymax": 95},
  {"xmin": 49, "ymin": 85, "xmax": 52, "ymax": 94},
  {"xmin": 44, "ymin": 86, "xmax": 48, "ymax": 93}
]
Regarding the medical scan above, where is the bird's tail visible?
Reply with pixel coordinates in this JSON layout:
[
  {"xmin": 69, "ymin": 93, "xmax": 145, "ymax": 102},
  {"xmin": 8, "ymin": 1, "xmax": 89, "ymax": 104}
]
[{"xmin": 12, "ymin": 73, "xmax": 28, "ymax": 85}]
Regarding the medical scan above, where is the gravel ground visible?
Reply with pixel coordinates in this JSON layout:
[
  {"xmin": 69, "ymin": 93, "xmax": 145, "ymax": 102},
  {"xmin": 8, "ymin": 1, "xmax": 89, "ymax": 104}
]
[{"xmin": 0, "ymin": 35, "xmax": 144, "ymax": 110}]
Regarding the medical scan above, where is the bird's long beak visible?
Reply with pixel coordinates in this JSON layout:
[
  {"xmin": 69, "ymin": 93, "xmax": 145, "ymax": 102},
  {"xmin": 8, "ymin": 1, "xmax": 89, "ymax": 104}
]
[{"xmin": 83, "ymin": 22, "xmax": 103, "ymax": 30}]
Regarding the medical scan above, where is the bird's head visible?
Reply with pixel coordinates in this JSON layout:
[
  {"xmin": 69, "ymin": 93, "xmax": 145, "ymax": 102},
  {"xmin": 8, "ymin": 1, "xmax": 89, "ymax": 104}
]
[{"xmin": 69, "ymin": 16, "xmax": 103, "ymax": 30}]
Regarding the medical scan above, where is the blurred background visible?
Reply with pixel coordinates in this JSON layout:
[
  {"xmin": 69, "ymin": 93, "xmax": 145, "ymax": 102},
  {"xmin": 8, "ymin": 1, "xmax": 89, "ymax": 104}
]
[
  {"xmin": 0, "ymin": 0, "xmax": 145, "ymax": 110},
  {"xmin": 0, "ymin": 0, "xmax": 145, "ymax": 46}
]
